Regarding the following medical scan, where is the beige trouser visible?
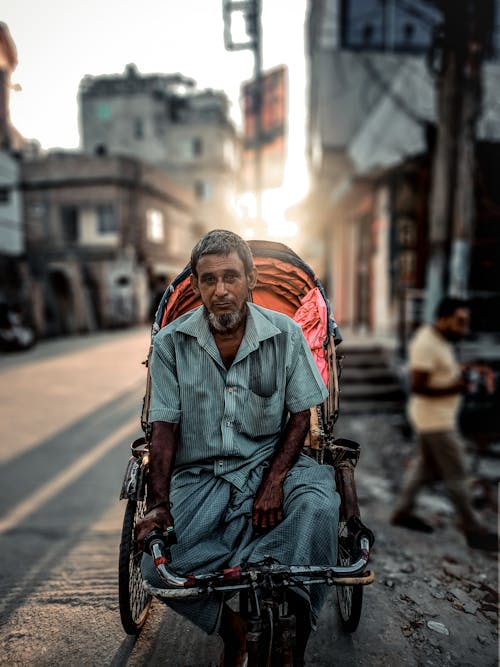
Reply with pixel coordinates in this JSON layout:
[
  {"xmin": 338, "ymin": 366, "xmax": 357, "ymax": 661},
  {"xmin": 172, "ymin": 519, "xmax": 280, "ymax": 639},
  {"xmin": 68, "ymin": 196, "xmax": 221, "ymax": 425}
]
[{"xmin": 396, "ymin": 430, "xmax": 483, "ymax": 531}]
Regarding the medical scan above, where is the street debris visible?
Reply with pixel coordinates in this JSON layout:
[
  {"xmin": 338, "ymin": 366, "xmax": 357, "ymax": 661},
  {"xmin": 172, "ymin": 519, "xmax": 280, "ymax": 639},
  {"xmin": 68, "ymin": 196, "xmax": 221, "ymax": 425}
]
[{"xmin": 426, "ymin": 620, "xmax": 450, "ymax": 635}]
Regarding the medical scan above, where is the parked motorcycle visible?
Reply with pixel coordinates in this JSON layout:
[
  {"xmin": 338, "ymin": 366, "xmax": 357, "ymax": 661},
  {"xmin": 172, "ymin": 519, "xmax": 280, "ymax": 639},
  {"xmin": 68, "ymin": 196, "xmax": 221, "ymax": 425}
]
[{"xmin": 0, "ymin": 304, "xmax": 36, "ymax": 351}]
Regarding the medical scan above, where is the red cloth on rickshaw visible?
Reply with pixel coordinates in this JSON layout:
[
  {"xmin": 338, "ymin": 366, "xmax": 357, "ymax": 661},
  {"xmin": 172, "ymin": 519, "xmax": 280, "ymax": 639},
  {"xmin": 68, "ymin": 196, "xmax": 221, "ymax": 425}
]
[{"xmin": 293, "ymin": 287, "xmax": 329, "ymax": 386}]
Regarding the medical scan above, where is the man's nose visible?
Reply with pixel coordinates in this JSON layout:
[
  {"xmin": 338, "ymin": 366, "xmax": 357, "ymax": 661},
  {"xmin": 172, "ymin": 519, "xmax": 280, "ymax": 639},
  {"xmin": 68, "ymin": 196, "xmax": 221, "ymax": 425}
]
[{"xmin": 215, "ymin": 279, "xmax": 228, "ymax": 295}]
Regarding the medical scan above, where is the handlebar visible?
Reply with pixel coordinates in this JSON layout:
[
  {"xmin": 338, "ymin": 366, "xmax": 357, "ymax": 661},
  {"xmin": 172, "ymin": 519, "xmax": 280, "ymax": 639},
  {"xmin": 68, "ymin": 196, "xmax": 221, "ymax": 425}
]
[
  {"xmin": 144, "ymin": 527, "xmax": 188, "ymax": 588},
  {"xmin": 143, "ymin": 533, "xmax": 374, "ymax": 599}
]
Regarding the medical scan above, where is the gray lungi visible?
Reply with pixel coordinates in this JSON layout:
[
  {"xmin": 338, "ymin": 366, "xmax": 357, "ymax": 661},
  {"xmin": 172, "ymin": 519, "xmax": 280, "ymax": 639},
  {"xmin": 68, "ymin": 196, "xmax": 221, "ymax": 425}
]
[{"xmin": 141, "ymin": 454, "xmax": 340, "ymax": 634}]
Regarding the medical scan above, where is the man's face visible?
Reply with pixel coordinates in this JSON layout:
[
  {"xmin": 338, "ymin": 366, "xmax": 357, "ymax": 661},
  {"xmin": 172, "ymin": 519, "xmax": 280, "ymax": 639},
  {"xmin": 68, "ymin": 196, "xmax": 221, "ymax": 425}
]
[
  {"xmin": 441, "ymin": 307, "xmax": 470, "ymax": 342},
  {"xmin": 190, "ymin": 252, "xmax": 257, "ymax": 333}
]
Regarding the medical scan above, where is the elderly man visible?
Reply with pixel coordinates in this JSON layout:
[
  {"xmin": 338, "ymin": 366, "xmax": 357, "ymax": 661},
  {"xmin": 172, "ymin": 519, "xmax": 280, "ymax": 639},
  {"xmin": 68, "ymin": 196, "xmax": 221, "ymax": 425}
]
[{"xmin": 136, "ymin": 229, "xmax": 339, "ymax": 666}]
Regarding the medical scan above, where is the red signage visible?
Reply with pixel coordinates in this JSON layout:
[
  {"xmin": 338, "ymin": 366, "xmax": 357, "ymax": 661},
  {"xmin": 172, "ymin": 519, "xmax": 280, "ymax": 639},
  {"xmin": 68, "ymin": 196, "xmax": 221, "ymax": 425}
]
[{"xmin": 241, "ymin": 64, "xmax": 287, "ymax": 190}]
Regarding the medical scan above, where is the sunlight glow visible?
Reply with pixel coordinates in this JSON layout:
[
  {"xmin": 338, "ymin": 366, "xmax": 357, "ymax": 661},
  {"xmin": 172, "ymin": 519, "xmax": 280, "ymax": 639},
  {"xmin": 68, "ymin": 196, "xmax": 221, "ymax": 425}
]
[
  {"xmin": 262, "ymin": 188, "xmax": 298, "ymax": 238},
  {"xmin": 236, "ymin": 160, "xmax": 308, "ymax": 241},
  {"xmin": 242, "ymin": 227, "xmax": 255, "ymax": 240}
]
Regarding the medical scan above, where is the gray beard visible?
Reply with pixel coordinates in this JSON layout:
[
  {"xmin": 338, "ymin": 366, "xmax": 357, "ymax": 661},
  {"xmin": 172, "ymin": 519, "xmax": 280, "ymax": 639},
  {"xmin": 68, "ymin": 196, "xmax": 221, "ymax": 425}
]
[{"xmin": 205, "ymin": 308, "xmax": 244, "ymax": 333}]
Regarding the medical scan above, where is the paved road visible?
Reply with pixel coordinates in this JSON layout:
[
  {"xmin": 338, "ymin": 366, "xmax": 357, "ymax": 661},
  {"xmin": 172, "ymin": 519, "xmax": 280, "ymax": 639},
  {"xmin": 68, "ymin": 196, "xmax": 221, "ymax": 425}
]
[{"xmin": 0, "ymin": 330, "xmax": 497, "ymax": 666}]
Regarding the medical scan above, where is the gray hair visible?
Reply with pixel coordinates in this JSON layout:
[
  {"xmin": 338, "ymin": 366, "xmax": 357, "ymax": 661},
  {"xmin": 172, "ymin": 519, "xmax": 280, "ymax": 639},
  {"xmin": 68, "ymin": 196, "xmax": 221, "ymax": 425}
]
[{"xmin": 190, "ymin": 229, "xmax": 254, "ymax": 278}]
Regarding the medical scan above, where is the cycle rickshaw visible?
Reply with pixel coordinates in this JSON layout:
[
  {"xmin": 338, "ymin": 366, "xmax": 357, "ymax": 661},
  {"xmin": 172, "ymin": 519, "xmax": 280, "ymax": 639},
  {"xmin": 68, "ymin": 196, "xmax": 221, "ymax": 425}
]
[{"xmin": 118, "ymin": 240, "xmax": 375, "ymax": 663}]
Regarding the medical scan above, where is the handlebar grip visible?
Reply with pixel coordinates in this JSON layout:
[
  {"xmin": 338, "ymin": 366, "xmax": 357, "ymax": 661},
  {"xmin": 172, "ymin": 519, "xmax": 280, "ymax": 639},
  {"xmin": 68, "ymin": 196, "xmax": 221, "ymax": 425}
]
[
  {"xmin": 145, "ymin": 528, "xmax": 177, "ymax": 566},
  {"xmin": 144, "ymin": 528, "xmax": 190, "ymax": 588}
]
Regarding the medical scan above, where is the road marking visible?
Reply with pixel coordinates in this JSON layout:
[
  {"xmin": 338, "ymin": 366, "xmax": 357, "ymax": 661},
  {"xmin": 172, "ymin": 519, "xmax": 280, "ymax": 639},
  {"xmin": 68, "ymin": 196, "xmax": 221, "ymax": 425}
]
[{"xmin": 0, "ymin": 416, "xmax": 140, "ymax": 534}]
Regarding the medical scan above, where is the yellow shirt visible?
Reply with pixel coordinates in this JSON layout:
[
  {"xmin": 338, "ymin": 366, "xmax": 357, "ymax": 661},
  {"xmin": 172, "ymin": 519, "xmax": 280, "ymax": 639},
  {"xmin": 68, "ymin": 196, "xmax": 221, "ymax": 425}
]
[{"xmin": 407, "ymin": 325, "xmax": 461, "ymax": 433}]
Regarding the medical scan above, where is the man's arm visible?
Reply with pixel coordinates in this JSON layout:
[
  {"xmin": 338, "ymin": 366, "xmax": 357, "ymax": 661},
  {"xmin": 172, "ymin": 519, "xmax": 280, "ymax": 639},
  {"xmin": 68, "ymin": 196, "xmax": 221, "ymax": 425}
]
[
  {"xmin": 411, "ymin": 369, "xmax": 467, "ymax": 397},
  {"xmin": 134, "ymin": 420, "xmax": 179, "ymax": 549},
  {"xmin": 252, "ymin": 409, "xmax": 310, "ymax": 532}
]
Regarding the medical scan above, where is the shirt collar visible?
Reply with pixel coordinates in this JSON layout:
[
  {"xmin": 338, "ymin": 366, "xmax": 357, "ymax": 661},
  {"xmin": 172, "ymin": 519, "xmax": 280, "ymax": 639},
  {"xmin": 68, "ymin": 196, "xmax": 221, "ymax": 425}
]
[
  {"xmin": 244, "ymin": 302, "xmax": 282, "ymax": 344},
  {"xmin": 175, "ymin": 303, "xmax": 281, "ymax": 366},
  {"xmin": 175, "ymin": 305, "xmax": 217, "ymax": 356}
]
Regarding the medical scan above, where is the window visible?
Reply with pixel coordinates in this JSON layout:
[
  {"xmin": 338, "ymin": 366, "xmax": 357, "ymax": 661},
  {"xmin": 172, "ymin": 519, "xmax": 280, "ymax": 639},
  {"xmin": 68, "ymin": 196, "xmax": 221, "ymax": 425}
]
[
  {"xmin": 60, "ymin": 203, "xmax": 118, "ymax": 245},
  {"xmin": 61, "ymin": 205, "xmax": 79, "ymax": 243},
  {"xmin": 181, "ymin": 137, "xmax": 204, "ymax": 160},
  {"xmin": 30, "ymin": 202, "xmax": 46, "ymax": 219},
  {"xmin": 116, "ymin": 276, "xmax": 130, "ymax": 287},
  {"xmin": 134, "ymin": 118, "xmax": 144, "ymax": 139},
  {"xmin": 192, "ymin": 137, "xmax": 203, "ymax": 157},
  {"xmin": 0, "ymin": 188, "xmax": 9, "ymax": 204},
  {"xmin": 194, "ymin": 180, "xmax": 212, "ymax": 202},
  {"xmin": 97, "ymin": 204, "xmax": 117, "ymax": 234},
  {"xmin": 147, "ymin": 209, "xmax": 164, "ymax": 242},
  {"xmin": 97, "ymin": 102, "xmax": 111, "ymax": 121},
  {"xmin": 340, "ymin": 0, "xmax": 441, "ymax": 53}
]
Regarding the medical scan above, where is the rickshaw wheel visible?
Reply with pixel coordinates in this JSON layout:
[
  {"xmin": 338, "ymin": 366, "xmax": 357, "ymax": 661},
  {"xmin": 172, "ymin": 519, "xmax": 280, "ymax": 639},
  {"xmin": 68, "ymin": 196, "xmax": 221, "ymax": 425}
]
[
  {"xmin": 118, "ymin": 499, "xmax": 152, "ymax": 634},
  {"xmin": 336, "ymin": 521, "xmax": 363, "ymax": 633}
]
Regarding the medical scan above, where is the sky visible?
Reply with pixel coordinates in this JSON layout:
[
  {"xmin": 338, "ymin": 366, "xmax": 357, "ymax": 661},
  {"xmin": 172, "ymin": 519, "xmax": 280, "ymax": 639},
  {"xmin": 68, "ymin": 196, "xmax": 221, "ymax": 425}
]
[{"xmin": 3, "ymin": 0, "xmax": 309, "ymax": 236}]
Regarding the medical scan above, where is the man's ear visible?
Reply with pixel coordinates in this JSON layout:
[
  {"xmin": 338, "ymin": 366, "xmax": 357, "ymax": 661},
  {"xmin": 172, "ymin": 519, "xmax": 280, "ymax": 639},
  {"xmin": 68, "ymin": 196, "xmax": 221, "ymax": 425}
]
[
  {"xmin": 190, "ymin": 274, "xmax": 200, "ymax": 295},
  {"xmin": 247, "ymin": 269, "xmax": 257, "ymax": 291}
]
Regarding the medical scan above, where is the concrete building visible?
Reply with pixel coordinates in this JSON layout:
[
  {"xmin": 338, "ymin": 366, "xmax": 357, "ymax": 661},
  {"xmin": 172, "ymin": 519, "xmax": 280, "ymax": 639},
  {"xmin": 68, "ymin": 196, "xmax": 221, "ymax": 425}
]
[
  {"xmin": 21, "ymin": 152, "xmax": 194, "ymax": 336},
  {"xmin": 79, "ymin": 64, "xmax": 239, "ymax": 234},
  {"xmin": 0, "ymin": 22, "xmax": 33, "ymax": 331},
  {"xmin": 0, "ymin": 151, "xmax": 23, "ymax": 257},
  {"xmin": 0, "ymin": 150, "xmax": 30, "ymax": 320},
  {"xmin": 299, "ymin": 0, "xmax": 500, "ymax": 340}
]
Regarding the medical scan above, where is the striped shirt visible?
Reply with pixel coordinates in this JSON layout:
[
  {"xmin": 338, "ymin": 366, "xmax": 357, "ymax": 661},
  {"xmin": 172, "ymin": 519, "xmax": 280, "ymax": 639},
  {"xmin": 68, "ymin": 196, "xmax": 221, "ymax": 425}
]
[{"xmin": 149, "ymin": 302, "xmax": 328, "ymax": 490}]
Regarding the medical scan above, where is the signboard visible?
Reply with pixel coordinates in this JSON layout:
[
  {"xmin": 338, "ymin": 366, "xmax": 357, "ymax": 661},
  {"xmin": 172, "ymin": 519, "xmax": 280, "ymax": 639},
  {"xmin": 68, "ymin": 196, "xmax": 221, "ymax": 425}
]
[
  {"xmin": 340, "ymin": 0, "xmax": 441, "ymax": 54},
  {"xmin": 241, "ymin": 64, "xmax": 287, "ymax": 190}
]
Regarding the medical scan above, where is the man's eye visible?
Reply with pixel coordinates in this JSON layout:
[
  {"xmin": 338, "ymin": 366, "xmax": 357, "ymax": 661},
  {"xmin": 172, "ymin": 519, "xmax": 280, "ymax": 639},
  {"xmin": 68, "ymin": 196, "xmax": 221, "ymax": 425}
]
[
  {"xmin": 224, "ymin": 274, "xmax": 237, "ymax": 283},
  {"xmin": 203, "ymin": 276, "xmax": 216, "ymax": 284}
]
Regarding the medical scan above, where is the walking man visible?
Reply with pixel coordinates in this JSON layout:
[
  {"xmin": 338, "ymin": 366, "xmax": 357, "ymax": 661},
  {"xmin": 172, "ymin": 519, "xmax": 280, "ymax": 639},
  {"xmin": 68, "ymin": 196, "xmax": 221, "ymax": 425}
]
[{"xmin": 391, "ymin": 297, "xmax": 498, "ymax": 551}]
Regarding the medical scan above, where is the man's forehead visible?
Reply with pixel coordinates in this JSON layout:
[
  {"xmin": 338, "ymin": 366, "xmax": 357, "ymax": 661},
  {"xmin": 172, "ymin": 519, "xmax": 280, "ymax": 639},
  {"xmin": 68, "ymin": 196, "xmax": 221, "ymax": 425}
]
[{"xmin": 197, "ymin": 252, "xmax": 245, "ymax": 273}]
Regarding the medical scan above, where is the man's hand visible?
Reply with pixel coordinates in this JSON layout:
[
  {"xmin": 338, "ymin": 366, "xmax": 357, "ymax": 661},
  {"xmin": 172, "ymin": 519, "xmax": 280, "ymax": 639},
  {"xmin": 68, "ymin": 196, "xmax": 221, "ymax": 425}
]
[
  {"xmin": 462, "ymin": 363, "xmax": 496, "ymax": 394},
  {"xmin": 252, "ymin": 475, "xmax": 285, "ymax": 532},
  {"xmin": 251, "ymin": 409, "xmax": 311, "ymax": 533},
  {"xmin": 134, "ymin": 505, "xmax": 174, "ymax": 553}
]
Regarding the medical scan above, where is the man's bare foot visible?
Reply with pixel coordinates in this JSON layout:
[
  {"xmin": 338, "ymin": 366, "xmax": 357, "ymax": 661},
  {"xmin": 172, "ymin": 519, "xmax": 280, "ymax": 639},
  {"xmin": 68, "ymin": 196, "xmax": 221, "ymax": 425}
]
[{"xmin": 219, "ymin": 604, "xmax": 247, "ymax": 667}]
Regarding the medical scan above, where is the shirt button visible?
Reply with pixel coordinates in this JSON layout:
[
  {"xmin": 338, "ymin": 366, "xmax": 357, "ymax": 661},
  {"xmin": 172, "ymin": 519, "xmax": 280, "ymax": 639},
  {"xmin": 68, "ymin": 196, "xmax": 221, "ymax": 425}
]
[
  {"xmin": 228, "ymin": 387, "xmax": 233, "ymax": 393},
  {"xmin": 219, "ymin": 461, "xmax": 223, "ymax": 467},
  {"xmin": 226, "ymin": 419, "xmax": 232, "ymax": 427}
]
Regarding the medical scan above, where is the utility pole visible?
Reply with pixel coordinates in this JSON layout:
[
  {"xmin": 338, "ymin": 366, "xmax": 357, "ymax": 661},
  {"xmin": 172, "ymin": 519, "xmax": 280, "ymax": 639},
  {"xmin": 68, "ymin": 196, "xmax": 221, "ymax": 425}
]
[
  {"xmin": 449, "ymin": 1, "xmax": 493, "ymax": 297},
  {"xmin": 222, "ymin": 0, "xmax": 263, "ymax": 224},
  {"xmin": 424, "ymin": 0, "xmax": 494, "ymax": 321}
]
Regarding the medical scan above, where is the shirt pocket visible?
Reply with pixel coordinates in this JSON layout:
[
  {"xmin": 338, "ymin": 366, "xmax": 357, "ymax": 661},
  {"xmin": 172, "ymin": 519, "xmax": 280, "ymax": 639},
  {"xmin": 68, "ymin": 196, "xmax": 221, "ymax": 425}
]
[{"xmin": 240, "ymin": 389, "xmax": 283, "ymax": 438}]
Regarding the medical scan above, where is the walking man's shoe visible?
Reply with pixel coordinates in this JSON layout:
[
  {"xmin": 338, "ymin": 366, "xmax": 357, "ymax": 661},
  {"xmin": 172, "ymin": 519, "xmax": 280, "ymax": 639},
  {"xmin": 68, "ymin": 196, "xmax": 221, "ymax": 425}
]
[
  {"xmin": 390, "ymin": 510, "xmax": 434, "ymax": 533},
  {"xmin": 465, "ymin": 530, "xmax": 499, "ymax": 552}
]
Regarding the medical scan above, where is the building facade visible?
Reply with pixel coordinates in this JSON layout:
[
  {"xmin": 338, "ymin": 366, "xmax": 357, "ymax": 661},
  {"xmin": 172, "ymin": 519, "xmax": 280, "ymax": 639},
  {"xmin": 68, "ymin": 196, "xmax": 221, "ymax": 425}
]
[
  {"xmin": 301, "ymin": 0, "xmax": 500, "ymax": 339},
  {"xmin": 0, "ymin": 22, "xmax": 34, "ymax": 333},
  {"xmin": 79, "ymin": 65, "xmax": 239, "ymax": 234},
  {"xmin": 21, "ymin": 152, "xmax": 194, "ymax": 336}
]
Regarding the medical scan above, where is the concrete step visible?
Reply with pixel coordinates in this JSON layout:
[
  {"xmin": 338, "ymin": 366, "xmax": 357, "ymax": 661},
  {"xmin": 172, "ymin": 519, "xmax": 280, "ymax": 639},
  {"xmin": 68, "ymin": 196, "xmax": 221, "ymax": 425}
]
[
  {"xmin": 340, "ymin": 384, "xmax": 405, "ymax": 401},
  {"xmin": 336, "ymin": 344, "xmax": 405, "ymax": 414},
  {"xmin": 340, "ymin": 367, "xmax": 398, "ymax": 384},
  {"xmin": 339, "ymin": 352, "xmax": 392, "ymax": 369},
  {"xmin": 339, "ymin": 399, "xmax": 404, "ymax": 415}
]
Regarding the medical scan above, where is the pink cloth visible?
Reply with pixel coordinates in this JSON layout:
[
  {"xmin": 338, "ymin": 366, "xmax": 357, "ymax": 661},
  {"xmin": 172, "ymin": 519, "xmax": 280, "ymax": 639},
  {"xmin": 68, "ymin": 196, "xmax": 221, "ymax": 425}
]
[{"xmin": 293, "ymin": 287, "xmax": 329, "ymax": 386}]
